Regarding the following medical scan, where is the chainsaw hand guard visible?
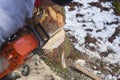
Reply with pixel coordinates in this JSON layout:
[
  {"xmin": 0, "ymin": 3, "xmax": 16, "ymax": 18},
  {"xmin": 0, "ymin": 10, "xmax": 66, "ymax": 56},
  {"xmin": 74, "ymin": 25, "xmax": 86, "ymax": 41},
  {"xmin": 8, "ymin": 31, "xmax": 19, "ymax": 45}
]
[{"xmin": 28, "ymin": 23, "xmax": 50, "ymax": 54}]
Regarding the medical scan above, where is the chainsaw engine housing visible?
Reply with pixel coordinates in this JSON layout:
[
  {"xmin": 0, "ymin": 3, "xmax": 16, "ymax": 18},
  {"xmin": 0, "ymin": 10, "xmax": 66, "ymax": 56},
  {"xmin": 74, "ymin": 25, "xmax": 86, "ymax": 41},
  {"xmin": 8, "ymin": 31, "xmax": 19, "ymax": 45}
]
[{"xmin": 0, "ymin": 24, "xmax": 49, "ymax": 79}]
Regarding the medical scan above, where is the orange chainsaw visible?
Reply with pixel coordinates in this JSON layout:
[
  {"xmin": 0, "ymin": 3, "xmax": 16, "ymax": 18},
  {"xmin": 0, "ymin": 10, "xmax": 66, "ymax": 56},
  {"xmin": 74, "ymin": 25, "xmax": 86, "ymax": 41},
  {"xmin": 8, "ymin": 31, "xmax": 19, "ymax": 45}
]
[{"xmin": 0, "ymin": 23, "xmax": 50, "ymax": 79}]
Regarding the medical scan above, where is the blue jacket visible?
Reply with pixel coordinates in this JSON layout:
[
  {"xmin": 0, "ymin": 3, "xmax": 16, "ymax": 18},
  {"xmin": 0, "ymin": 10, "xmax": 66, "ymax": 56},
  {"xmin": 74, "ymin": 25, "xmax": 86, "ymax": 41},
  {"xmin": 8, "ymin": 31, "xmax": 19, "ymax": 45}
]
[{"xmin": 0, "ymin": 0, "xmax": 35, "ymax": 46}]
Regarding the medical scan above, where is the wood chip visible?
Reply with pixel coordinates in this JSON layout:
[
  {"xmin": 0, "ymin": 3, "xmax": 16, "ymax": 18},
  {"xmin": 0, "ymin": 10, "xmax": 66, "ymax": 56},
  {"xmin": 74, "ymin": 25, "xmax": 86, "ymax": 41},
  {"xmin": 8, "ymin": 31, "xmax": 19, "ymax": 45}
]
[{"xmin": 74, "ymin": 64, "xmax": 102, "ymax": 80}]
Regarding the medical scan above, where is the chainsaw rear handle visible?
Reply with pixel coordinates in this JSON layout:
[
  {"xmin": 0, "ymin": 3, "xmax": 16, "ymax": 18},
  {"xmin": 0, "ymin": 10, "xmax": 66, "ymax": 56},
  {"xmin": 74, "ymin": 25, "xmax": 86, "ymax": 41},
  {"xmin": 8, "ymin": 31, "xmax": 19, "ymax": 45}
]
[{"xmin": 28, "ymin": 23, "xmax": 50, "ymax": 54}]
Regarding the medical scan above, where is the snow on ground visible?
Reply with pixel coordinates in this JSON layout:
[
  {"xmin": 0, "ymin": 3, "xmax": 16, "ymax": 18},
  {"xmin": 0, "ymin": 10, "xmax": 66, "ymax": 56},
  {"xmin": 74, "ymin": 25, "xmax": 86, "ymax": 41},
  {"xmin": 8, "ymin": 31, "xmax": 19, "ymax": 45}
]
[
  {"xmin": 65, "ymin": 0, "xmax": 120, "ymax": 63},
  {"xmin": 64, "ymin": 0, "xmax": 120, "ymax": 80}
]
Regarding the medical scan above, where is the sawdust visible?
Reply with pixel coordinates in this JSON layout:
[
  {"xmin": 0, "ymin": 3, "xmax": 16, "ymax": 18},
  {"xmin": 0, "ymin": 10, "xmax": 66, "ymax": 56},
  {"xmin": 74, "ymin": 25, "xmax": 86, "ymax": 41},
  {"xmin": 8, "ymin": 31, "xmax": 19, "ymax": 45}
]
[{"xmin": 16, "ymin": 55, "xmax": 63, "ymax": 80}]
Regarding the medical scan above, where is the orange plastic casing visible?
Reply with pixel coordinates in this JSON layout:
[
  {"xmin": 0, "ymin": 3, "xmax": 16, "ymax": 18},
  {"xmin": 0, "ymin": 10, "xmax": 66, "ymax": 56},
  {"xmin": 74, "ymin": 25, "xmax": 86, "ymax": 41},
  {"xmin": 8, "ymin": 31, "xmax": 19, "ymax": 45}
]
[{"xmin": 0, "ymin": 33, "xmax": 38, "ymax": 78}]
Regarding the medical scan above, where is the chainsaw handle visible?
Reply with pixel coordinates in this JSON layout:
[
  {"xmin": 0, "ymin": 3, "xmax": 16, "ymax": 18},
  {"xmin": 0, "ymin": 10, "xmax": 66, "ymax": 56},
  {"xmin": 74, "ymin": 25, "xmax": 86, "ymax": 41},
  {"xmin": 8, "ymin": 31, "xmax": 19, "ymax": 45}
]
[
  {"xmin": 28, "ymin": 24, "xmax": 50, "ymax": 54},
  {"xmin": 36, "ymin": 24, "xmax": 50, "ymax": 42}
]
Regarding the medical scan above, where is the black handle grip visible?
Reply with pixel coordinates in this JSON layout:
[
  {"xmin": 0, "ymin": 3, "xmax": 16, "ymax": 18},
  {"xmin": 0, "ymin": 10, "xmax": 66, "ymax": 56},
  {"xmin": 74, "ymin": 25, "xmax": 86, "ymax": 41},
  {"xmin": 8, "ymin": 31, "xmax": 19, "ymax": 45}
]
[{"xmin": 28, "ymin": 23, "xmax": 50, "ymax": 54}]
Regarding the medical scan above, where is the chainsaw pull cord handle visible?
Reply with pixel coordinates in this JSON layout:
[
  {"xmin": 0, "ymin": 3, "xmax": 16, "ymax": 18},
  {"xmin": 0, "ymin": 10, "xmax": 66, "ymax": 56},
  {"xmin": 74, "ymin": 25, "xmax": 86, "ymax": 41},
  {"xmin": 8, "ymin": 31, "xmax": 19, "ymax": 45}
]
[{"xmin": 28, "ymin": 24, "xmax": 50, "ymax": 54}]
